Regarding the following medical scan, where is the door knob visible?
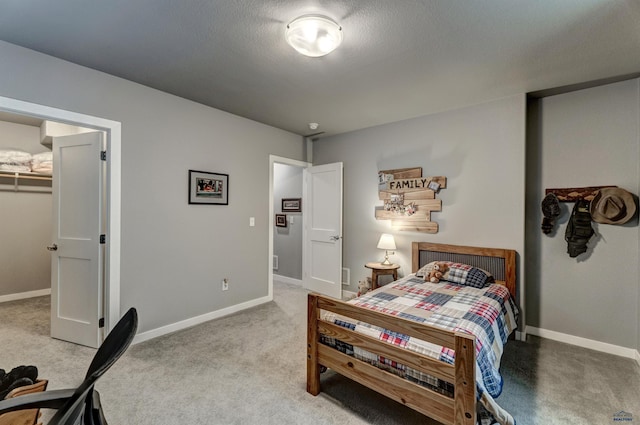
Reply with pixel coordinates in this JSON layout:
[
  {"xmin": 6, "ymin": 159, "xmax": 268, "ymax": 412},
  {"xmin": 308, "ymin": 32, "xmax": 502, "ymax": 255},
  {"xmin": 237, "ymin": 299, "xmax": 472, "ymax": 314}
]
[
  {"xmin": 330, "ymin": 235, "xmax": 341, "ymax": 241},
  {"xmin": 47, "ymin": 244, "xmax": 58, "ymax": 251}
]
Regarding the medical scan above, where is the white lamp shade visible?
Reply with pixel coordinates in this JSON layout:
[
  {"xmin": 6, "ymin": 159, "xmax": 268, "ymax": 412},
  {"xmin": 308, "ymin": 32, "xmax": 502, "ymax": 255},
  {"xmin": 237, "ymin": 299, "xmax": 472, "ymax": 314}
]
[
  {"xmin": 285, "ymin": 15, "xmax": 343, "ymax": 57},
  {"xmin": 377, "ymin": 234, "xmax": 396, "ymax": 250}
]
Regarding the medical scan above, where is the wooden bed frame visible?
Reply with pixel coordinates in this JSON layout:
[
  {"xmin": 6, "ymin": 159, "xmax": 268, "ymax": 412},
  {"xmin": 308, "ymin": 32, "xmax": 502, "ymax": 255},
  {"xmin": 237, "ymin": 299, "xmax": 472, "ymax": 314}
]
[{"xmin": 307, "ymin": 242, "xmax": 517, "ymax": 425}]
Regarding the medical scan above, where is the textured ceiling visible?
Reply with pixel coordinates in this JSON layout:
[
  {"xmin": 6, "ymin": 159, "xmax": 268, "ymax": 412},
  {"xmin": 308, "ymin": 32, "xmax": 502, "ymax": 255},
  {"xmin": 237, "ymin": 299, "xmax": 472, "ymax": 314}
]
[{"xmin": 0, "ymin": 1, "xmax": 639, "ymax": 137}]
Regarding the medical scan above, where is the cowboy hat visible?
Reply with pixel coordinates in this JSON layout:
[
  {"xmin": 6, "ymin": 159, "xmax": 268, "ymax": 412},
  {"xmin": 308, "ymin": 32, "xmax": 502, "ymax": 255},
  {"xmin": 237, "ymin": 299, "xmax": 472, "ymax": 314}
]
[{"xmin": 589, "ymin": 187, "xmax": 636, "ymax": 225}]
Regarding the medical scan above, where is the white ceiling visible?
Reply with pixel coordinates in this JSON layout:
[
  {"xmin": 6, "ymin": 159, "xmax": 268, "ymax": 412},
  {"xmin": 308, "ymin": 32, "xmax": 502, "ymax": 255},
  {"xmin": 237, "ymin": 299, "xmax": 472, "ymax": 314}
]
[{"xmin": 0, "ymin": 1, "xmax": 639, "ymax": 138}]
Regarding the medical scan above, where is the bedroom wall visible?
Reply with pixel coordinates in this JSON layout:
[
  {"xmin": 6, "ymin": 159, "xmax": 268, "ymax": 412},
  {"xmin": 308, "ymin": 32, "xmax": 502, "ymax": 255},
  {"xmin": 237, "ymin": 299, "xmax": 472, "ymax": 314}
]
[
  {"xmin": 273, "ymin": 163, "xmax": 303, "ymax": 280},
  {"xmin": 313, "ymin": 95, "xmax": 527, "ymax": 310},
  {"xmin": 525, "ymin": 79, "xmax": 640, "ymax": 350},
  {"xmin": 0, "ymin": 120, "xmax": 51, "ymax": 296},
  {"xmin": 0, "ymin": 41, "xmax": 305, "ymax": 333}
]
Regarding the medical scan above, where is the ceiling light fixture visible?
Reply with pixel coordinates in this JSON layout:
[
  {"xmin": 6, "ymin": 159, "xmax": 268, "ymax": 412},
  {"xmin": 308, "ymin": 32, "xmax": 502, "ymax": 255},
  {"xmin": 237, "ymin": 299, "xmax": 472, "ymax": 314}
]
[{"xmin": 286, "ymin": 15, "xmax": 343, "ymax": 57}]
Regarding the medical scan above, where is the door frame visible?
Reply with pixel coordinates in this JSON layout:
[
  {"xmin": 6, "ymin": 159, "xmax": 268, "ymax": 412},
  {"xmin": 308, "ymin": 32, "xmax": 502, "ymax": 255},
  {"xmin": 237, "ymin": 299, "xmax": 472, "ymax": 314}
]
[
  {"xmin": 268, "ymin": 155, "xmax": 311, "ymax": 299},
  {"xmin": 0, "ymin": 95, "xmax": 121, "ymax": 335}
]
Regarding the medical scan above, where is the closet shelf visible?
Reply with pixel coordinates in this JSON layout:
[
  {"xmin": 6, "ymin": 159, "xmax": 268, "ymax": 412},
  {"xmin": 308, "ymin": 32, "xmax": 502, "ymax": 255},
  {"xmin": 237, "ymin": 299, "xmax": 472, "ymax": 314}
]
[{"xmin": 0, "ymin": 170, "xmax": 52, "ymax": 192}]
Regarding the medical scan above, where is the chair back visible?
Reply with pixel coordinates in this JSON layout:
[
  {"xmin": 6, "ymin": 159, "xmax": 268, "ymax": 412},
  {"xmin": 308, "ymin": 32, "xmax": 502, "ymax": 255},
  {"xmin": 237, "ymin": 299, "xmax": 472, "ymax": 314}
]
[
  {"xmin": 48, "ymin": 308, "xmax": 138, "ymax": 425},
  {"xmin": 86, "ymin": 308, "xmax": 138, "ymax": 380}
]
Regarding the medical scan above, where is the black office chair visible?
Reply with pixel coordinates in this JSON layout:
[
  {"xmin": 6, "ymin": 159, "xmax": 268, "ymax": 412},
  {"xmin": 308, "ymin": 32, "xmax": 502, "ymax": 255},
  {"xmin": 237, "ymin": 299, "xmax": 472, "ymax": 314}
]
[{"xmin": 0, "ymin": 307, "xmax": 138, "ymax": 425}]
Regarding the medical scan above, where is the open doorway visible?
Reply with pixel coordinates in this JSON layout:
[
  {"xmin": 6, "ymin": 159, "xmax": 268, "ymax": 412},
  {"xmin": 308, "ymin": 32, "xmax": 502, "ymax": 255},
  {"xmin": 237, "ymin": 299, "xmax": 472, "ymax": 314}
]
[
  {"xmin": 268, "ymin": 155, "xmax": 310, "ymax": 300},
  {"xmin": 0, "ymin": 120, "xmax": 98, "ymax": 313},
  {"xmin": 272, "ymin": 162, "xmax": 304, "ymax": 285},
  {"xmin": 0, "ymin": 114, "xmax": 53, "ymax": 306},
  {"xmin": 0, "ymin": 95, "xmax": 121, "ymax": 342}
]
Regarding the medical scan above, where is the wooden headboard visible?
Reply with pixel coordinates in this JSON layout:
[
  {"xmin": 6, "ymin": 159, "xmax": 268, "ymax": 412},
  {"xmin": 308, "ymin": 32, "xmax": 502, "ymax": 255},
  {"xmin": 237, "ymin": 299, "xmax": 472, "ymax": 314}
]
[{"xmin": 411, "ymin": 242, "xmax": 517, "ymax": 299}]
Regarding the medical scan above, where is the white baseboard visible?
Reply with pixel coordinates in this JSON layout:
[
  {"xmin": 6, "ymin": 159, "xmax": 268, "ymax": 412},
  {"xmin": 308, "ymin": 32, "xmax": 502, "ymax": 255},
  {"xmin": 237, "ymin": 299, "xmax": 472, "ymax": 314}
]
[
  {"xmin": 342, "ymin": 290, "xmax": 357, "ymax": 300},
  {"xmin": 133, "ymin": 295, "xmax": 272, "ymax": 345},
  {"xmin": 273, "ymin": 274, "xmax": 302, "ymax": 286},
  {"xmin": 526, "ymin": 326, "xmax": 638, "ymax": 360},
  {"xmin": 636, "ymin": 350, "xmax": 640, "ymax": 368},
  {"xmin": 0, "ymin": 288, "xmax": 51, "ymax": 303}
]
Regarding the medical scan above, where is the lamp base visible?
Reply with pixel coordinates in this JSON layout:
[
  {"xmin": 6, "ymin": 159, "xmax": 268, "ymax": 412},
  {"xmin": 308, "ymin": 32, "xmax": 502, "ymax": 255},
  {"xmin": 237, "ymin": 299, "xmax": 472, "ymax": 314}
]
[{"xmin": 381, "ymin": 251, "xmax": 391, "ymax": 265}]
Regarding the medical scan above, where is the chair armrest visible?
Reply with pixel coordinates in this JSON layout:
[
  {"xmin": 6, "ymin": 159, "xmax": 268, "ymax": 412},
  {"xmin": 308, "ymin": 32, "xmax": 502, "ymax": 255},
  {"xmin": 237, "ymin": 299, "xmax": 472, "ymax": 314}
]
[{"xmin": 0, "ymin": 389, "xmax": 75, "ymax": 414}]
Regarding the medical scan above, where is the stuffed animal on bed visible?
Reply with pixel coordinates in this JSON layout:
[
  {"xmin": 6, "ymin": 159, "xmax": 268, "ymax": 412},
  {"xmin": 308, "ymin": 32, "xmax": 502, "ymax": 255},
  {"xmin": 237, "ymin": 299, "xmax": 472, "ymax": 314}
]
[
  {"xmin": 426, "ymin": 262, "xmax": 449, "ymax": 283},
  {"xmin": 357, "ymin": 277, "xmax": 372, "ymax": 297}
]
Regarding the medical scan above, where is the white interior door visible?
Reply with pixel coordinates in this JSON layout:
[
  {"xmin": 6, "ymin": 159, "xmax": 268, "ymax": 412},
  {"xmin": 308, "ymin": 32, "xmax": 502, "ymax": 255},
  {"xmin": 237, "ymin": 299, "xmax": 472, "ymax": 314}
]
[
  {"xmin": 303, "ymin": 162, "xmax": 343, "ymax": 298},
  {"xmin": 50, "ymin": 132, "xmax": 104, "ymax": 348}
]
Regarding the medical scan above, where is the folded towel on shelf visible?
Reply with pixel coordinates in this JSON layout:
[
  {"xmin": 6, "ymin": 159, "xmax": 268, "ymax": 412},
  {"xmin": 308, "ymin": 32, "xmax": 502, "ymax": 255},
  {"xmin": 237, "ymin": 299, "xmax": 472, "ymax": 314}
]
[
  {"xmin": 0, "ymin": 164, "xmax": 31, "ymax": 172},
  {"xmin": 0, "ymin": 149, "xmax": 32, "ymax": 172},
  {"xmin": 31, "ymin": 151, "xmax": 53, "ymax": 175},
  {"xmin": 0, "ymin": 149, "xmax": 31, "ymax": 162}
]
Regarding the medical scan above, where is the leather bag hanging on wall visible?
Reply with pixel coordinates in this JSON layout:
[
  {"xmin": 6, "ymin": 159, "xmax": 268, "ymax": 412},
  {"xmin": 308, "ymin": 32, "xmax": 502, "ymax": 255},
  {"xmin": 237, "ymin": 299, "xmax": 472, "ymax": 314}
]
[{"xmin": 565, "ymin": 199, "xmax": 594, "ymax": 258}]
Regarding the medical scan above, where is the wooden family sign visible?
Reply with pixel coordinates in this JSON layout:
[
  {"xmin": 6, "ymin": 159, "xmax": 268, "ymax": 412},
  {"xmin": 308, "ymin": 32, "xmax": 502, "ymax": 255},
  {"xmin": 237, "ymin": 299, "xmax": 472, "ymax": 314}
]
[{"xmin": 375, "ymin": 167, "xmax": 446, "ymax": 233}]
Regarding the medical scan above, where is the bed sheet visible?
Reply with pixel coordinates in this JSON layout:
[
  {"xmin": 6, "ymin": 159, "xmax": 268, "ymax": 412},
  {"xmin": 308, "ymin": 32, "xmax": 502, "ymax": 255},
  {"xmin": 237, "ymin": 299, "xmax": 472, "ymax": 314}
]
[{"xmin": 320, "ymin": 274, "xmax": 519, "ymax": 425}]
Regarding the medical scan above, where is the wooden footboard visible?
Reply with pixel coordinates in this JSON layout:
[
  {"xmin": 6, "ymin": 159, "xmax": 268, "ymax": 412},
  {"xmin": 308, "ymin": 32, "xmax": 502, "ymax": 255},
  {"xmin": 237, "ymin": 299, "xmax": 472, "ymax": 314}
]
[{"xmin": 307, "ymin": 293, "xmax": 476, "ymax": 425}]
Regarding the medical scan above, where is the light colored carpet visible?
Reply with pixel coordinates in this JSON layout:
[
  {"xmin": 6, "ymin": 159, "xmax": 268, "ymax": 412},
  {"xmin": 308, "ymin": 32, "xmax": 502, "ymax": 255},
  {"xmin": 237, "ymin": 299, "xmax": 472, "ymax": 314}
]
[{"xmin": 1, "ymin": 281, "xmax": 639, "ymax": 425}]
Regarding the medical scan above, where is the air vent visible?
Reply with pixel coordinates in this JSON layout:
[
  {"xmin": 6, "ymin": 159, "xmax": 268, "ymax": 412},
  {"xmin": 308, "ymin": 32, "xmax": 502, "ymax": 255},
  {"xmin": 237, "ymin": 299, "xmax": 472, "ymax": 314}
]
[
  {"xmin": 342, "ymin": 267, "xmax": 350, "ymax": 286},
  {"xmin": 272, "ymin": 255, "xmax": 279, "ymax": 271}
]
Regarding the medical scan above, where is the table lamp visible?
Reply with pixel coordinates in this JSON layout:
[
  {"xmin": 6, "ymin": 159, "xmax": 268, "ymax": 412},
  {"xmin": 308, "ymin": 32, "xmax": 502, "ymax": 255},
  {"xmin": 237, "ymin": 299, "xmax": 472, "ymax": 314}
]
[{"xmin": 377, "ymin": 233, "xmax": 396, "ymax": 265}]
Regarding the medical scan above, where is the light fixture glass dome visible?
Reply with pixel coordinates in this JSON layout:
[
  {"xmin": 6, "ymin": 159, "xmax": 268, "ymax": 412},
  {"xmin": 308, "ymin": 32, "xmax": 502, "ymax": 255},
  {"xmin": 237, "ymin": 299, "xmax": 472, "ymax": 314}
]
[{"xmin": 286, "ymin": 15, "xmax": 343, "ymax": 57}]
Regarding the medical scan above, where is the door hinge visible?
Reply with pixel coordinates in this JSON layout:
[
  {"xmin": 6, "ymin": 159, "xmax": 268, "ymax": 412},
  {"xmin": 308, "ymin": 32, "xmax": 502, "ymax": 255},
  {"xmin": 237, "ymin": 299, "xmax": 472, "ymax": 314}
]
[
  {"xmin": 99, "ymin": 317, "xmax": 105, "ymax": 328},
  {"xmin": 100, "ymin": 234, "xmax": 106, "ymax": 244},
  {"xmin": 100, "ymin": 151, "xmax": 107, "ymax": 161}
]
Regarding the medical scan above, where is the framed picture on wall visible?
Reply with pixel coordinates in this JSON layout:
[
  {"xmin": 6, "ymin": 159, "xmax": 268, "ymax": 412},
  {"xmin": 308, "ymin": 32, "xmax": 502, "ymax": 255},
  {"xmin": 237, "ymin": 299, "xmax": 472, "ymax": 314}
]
[
  {"xmin": 282, "ymin": 198, "xmax": 301, "ymax": 212},
  {"xmin": 188, "ymin": 170, "xmax": 229, "ymax": 205},
  {"xmin": 275, "ymin": 214, "xmax": 287, "ymax": 227}
]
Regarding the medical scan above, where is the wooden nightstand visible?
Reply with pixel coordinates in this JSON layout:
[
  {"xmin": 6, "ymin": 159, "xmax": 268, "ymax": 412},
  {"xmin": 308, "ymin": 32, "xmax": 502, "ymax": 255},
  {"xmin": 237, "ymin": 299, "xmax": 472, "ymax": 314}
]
[{"xmin": 365, "ymin": 262, "xmax": 400, "ymax": 290}]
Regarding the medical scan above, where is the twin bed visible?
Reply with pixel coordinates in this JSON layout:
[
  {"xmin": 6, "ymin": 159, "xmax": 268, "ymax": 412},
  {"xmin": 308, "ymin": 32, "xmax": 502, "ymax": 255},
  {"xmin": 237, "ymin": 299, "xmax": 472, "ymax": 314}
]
[{"xmin": 307, "ymin": 242, "xmax": 518, "ymax": 425}]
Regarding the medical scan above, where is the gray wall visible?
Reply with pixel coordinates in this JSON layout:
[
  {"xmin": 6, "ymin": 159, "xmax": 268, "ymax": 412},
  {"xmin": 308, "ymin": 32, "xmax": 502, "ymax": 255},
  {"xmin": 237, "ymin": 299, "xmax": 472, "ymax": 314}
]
[
  {"xmin": 525, "ymin": 79, "xmax": 640, "ymax": 348},
  {"xmin": 313, "ymin": 95, "xmax": 526, "ymax": 305},
  {"xmin": 273, "ymin": 163, "xmax": 303, "ymax": 280},
  {"xmin": 0, "ymin": 41, "xmax": 305, "ymax": 333},
  {"xmin": 0, "ymin": 120, "xmax": 52, "ymax": 295}
]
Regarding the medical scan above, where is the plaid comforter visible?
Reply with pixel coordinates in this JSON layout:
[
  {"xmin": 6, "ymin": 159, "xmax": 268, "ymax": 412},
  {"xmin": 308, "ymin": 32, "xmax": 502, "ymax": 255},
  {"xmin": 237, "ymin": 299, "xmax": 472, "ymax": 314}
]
[{"xmin": 320, "ymin": 275, "xmax": 519, "ymax": 424}]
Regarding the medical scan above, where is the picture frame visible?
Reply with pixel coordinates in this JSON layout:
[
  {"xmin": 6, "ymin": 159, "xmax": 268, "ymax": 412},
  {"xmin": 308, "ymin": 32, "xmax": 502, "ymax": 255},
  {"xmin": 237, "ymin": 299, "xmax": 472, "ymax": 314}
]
[
  {"xmin": 428, "ymin": 180, "xmax": 441, "ymax": 192},
  {"xmin": 188, "ymin": 170, "xmax": 229, "ymax": 205},
  {"xmin": 282, "ymin": 198, "xmax": 301, "ymax": 212},
  {"xmin": 275, "ymin": 214, "xmax": 287, "ymax": 227}
]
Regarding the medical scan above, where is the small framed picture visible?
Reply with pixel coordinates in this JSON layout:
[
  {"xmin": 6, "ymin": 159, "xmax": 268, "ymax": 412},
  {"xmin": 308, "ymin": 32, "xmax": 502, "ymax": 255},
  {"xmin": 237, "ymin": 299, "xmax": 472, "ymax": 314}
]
[
  {"xmin": 428, "ymin": 180, "xmax": 441, "ymax": 192},
  {"xmin": 378, "ymin": 172, "xmax": 393, "ymax": 185},
  {"xmin": 282, "ymin": 198, "xmax": 301, "ymax": 212},
  {"xmin": 275, "ymin": 214, "xmax": 287, "ymax": 227},
  {"xmin": 188, "ymin": 170, "xmax": 229, "ymax": 205}
]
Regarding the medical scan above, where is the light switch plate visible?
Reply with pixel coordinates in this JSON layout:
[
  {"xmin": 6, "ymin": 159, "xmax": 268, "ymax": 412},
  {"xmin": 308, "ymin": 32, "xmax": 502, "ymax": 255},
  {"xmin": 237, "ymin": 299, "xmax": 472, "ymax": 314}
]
[{"xmin": 249, "ymin": 217, "xmax": 255, "ymax": 227}]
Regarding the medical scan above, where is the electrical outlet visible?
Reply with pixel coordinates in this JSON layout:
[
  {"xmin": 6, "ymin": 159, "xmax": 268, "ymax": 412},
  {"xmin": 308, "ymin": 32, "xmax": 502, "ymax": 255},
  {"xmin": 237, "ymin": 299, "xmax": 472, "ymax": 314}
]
[{"xmin": 221, "ymin": 278, "xmax": 229, "ymax": 291}]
